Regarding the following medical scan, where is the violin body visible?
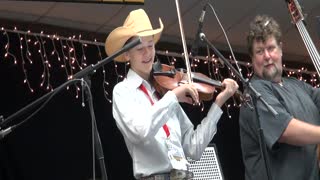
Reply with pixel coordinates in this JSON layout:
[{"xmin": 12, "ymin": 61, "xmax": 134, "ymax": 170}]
[
  {"xmin": 152, "ymin": 62, "xmax": 245, "ymax": 104},
  {"xmin": 152, "ymin": 63, "xmax": 215, "ymax": 101},
  {"xmin": 152, "ymin": 64, "xmax": 183, "ymax": 97}
]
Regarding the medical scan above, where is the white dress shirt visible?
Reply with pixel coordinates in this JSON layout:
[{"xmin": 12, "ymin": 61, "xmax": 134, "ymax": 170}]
[{"xmin": 112, "ymin": 69, "xmax": 223, "ymax": 179}]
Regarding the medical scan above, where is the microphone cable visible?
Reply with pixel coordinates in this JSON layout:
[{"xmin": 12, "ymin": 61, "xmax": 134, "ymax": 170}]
[
  {"xmin": 0, "ymin": 79, "xmax": 83, "ymax": 139},
  {"xmin": 207, "ymin": 2, "xmax": 244, "ymax": 79},
  {"xmin": 0, "ymin": 78, "xmax": 108, "ymax": 180}
]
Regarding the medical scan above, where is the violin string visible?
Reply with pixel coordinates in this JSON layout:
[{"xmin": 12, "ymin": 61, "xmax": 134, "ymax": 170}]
[
  {"xmin": 297, "ymin": 23, "xmax": 317, "ymax": 69},
  {"xmin": 296, "ymin": 21, "xmax": 320, "ymax": 76}
]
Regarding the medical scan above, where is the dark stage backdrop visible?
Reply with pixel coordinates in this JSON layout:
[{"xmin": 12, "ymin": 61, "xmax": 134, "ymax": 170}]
[{"xmin": 0, "ymin": 30, "xmax": 244, "ymax": 180}]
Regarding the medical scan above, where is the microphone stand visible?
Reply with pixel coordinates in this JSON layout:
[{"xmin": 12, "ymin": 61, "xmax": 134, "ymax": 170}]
[
  {"xmin": 82, "ymin": 76, "xmax": 108, "ymax": 180},
  {"xmin": 0, "ymin": 38, "xmax": 142, "ymax": 180},
  {"xmin": 199, "ymin": 32, "xmax": 277, "ymax": 180}
]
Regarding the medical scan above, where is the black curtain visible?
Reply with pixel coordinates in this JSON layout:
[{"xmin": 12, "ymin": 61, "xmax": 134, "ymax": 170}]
[{"xmin": 0, "ymin": 30, "xmax": 244, "ymax": 180}]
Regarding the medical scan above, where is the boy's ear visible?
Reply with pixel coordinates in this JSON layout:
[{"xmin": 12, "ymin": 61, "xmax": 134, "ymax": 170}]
[{"xmin": 124, "ymin": 52, "xmax": 130, "ymax": 62}]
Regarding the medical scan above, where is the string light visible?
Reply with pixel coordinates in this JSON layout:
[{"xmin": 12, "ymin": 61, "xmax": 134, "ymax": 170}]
[
  {"xmin": 24, "ymin": 33, "xmax": 33, "ymax": 64},
  {"xmin": 3, "ymin": 30, "xmax": 17, "ymax": 64},
  {"xmin": 17, "ymin": 32, "xmax": 33, "ymax": 92},
  {"xmin": 1, "ymin": 27, "xmax": 319, "ymax": 115},
  {"xmin": 96, "ymin": 43, "xmax": 112, "ymax": 103}
]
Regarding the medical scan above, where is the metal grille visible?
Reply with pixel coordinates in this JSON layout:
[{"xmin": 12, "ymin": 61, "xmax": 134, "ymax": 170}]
[{"xmin": 187, "ymin": 145, "xmax": 224, "ymax": 180}]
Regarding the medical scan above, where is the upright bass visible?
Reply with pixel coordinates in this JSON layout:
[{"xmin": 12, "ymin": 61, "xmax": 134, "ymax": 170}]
[{"xmin": 285, "ymin": 0, "xmax": 320, "ymax": 167}]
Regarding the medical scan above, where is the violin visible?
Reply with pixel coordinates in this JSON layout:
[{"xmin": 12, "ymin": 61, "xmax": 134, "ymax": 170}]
[
  {"xmin": 151, "ymin": 61, "xmax": 244, "ymax": 103},
  {"xmin": 157, "ymin": 0, "xmax": 243, "ymax": 104}
]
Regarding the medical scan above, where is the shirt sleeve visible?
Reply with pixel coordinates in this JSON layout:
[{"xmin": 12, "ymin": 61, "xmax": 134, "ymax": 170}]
[
  {"xmin": 112, "ymin": 83, "xmax": 180, "ymax": 144},
  {"xmin": 180, "ymin": 103, "xmax": 223, "ymax": 160},
  {"xmin": 252, "ymin": 80, "xmax": 292, "ymax": 150},
  {"xmin": 299, "ymin": 79, "xmax": 320, "ymax": 111}
]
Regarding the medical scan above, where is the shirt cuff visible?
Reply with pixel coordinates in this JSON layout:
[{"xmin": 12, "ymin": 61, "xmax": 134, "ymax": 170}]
[{"xmin": 207, "ymin": 103, "xmax": 223, "ymax": 123}]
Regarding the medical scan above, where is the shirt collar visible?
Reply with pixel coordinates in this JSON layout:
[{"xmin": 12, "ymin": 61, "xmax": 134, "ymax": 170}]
[
  {"xmin": 251, "ymin": 74, "xmax": 284, "ymax": 84},
  {"xmin": 125, "ymin": 69, "xmax": 155, "ymax": 93}
]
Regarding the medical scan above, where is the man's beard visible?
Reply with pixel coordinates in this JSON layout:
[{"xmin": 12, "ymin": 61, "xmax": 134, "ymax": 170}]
[{"xmin": 262, "ymin": 65, "xmax": 282, "ymax": 82}]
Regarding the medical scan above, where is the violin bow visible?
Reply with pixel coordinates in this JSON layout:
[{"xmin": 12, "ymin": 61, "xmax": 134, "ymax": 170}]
[{"xmin": 174, "ymin": 0, "xmax": 193, "ymax": 84}]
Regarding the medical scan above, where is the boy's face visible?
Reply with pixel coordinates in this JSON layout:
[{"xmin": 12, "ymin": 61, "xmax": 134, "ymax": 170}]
[{"xmin": 125, "ymin": 36, "xmax": 155, "ymax": 79}]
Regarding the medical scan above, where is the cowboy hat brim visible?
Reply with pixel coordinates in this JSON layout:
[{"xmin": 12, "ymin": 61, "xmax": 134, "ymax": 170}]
[{"xmin": 105, "ymin": 18, "xmax": 163, "ymax": 62}]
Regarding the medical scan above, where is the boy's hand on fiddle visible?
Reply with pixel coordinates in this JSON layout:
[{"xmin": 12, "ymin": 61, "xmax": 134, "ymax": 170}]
[
  {"xmin": 215, "ymin": 79, "xmax": 239, "ymax": 107},
  {"xmin": 172, "ymin": 84, "xmax": 199, "ymax": 105}
]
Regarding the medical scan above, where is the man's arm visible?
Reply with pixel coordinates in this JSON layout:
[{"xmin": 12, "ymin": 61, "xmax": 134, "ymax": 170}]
[{"xmin": 279, "ymin": 118, "xmax": 320, "ymax": 145}]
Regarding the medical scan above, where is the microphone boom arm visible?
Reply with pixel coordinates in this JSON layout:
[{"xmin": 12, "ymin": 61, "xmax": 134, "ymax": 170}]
[
  {"xmin": 200, "ymin": 32, "xmax": 276, "ymax": 180},
  {"xmin": 0, "ymin": 37, "xmax": 141, "ymax": 180},
  {"xmin": 0, "ymin": 38, "xmax": 141, "ymax": 127},
  {"xmin": 199, "ymin": 32, "xmax": 278, "ymax": 115}
]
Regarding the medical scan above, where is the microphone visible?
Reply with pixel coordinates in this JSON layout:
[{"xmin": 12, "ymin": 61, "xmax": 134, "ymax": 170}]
[{"xmin": 191, "ymin": 3, "xmax": 208, "ymax": 56}]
